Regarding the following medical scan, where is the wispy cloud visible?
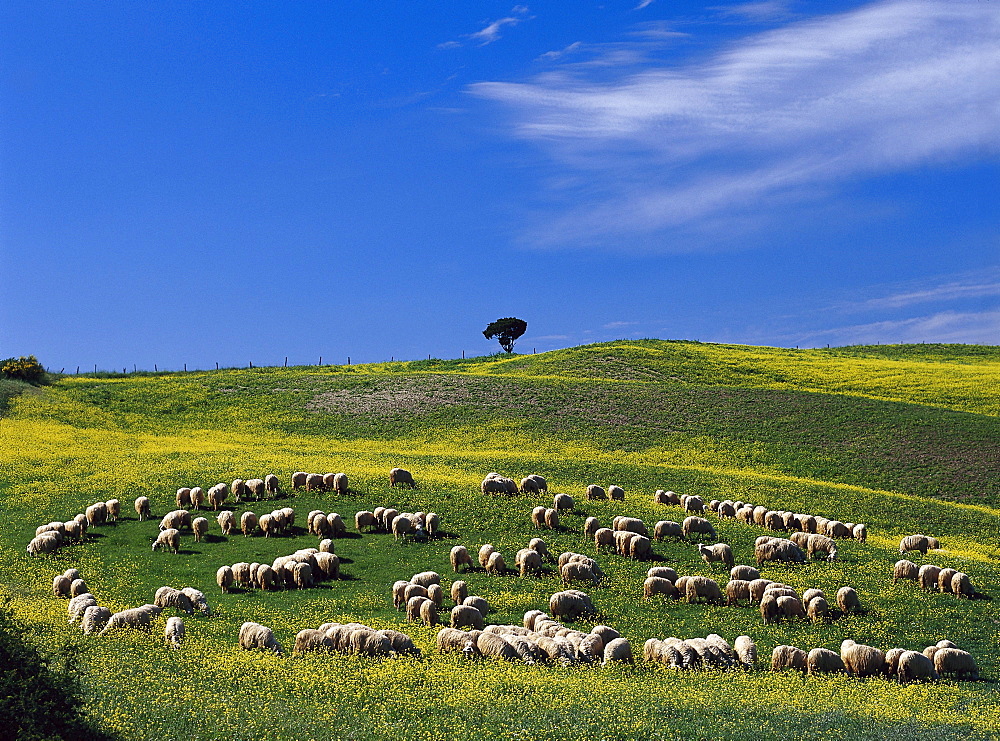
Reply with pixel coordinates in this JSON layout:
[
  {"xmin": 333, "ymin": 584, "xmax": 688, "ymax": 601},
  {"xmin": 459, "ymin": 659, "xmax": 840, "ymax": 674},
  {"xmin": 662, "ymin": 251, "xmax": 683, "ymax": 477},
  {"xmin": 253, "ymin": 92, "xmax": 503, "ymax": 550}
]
[
  {"xmin": 471, "ymin": 0, "xmax": 1000, "ymax": 249},
  {"xmin": 603, "ymin": 320, "xmax": 639, "ymax": 329},
  {"xmin": 710, "ymin": 1, "xmax": 794, "ymax": 22},
  {"xmin": 860, "ymin": 281, "xmax": 1000, "ymax": 311},
  {"xmin": 795, "ymin": 310, "xmax": 1000, "ymax": 347},
  {"xmin": 443, "ymin": 6, "xmax": 532, "ymax": 49},
  {"xmin": 634, "ymin": 0, "xmax": 656, "ymax": 9}
]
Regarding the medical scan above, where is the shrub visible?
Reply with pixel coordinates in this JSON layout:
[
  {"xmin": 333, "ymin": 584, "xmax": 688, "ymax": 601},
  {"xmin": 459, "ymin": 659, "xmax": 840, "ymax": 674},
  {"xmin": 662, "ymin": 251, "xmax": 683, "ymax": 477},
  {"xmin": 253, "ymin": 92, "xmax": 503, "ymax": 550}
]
[{"xmin": 1, "ymin": 355, "xmax": 46, "ymax": 385}]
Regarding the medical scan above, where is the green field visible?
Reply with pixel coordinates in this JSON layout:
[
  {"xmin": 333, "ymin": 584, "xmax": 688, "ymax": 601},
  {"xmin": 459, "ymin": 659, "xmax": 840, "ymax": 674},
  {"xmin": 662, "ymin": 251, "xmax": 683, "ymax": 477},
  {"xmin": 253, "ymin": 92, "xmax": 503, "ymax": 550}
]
[{"xmin": 2, "ymin": 340, "xmax": 999, "ymax": 740}]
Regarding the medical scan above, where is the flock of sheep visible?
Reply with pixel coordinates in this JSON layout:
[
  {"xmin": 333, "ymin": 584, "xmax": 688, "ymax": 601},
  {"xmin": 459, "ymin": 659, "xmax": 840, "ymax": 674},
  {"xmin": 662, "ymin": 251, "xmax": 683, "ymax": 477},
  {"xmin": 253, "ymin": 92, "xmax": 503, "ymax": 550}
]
[
  {"xmin": 29, "ymin": 466, "xmax": 984, "ymax": 686},
  {"xmin": 57, "ymin": 566, "xmax": 207, "ymax": 650}
]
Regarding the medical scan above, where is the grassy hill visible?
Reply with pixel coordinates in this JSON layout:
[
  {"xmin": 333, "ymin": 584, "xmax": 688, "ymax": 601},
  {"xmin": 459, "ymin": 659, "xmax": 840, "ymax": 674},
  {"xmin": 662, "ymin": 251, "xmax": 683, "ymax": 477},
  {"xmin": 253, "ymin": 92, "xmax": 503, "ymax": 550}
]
[{"xmin": 1, "ymin": 340, "xmax": 998, "ymax": 740}]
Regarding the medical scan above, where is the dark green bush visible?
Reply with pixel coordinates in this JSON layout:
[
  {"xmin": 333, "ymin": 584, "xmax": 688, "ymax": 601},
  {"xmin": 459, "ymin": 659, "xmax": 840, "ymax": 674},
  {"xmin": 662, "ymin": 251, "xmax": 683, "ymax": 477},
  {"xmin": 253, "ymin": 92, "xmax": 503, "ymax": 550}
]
[{"xmin": 0, "ymin": 355, "xmax": 46, "ymax": 385}]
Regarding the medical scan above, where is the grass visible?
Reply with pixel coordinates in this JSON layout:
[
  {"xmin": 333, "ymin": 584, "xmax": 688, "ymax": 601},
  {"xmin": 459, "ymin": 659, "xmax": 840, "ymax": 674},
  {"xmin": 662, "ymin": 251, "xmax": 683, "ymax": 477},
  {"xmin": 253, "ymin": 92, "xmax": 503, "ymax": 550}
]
[{"xmin": 0, "ymin": 340, "xmax": 998, "ymax": 740}]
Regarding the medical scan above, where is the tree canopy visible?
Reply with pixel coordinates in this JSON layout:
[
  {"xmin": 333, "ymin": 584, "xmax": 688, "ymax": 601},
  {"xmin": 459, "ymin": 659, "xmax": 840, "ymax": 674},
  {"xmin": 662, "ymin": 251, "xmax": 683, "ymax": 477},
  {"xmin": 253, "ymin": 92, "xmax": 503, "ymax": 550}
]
[{"xmin": 483, "ymin": 318, "xmax": 527, "ymax": 354}]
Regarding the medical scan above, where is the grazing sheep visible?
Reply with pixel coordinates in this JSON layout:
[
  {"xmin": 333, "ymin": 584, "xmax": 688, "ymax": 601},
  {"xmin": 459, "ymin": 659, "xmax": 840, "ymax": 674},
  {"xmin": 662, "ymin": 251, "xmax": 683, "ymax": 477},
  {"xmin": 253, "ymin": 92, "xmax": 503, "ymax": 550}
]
[
  {"xmin": 528, "ymin": 538, "xmax": 553, "ymax": 563},
  {"xmin": 176, "ymin": 488, "xmax": 192, "ymax": 509},
  {"xmin": 899, "ymin": 534, "xmax": 939, "ymax": 555},
  {"xmin": 463, "ymin": 595, "xmax": 489, "ymax": 618},
  {"xmin": 806, "ymin": 534, "xmax": 838, "ymax": 561},
  {"xmin": 586, "ymin": 484, "xmax": 606, "ymax": 500},
  {"xmin": 411, "ymin": 571, "xmax": 440, "ymax": 587},
  {"xmin": 80, "ymin": 605, "xmax": 111, "ymax": 635},
  {"xmin": 771, "ymin": 645, "xmax": 807, "ymax": 673},
  {"xmin": 937, "ymin": 567, "xmax": 958, "ymax": 594},
  {"xmin": 191, "ymin": 517, "xmax": 208, "ymax": 543},
  {"xmin": 755, "ymin": 538, "xmax": 806, "ymax": 566},
  {"xmin": 294, "ymin": 628, "xmax": 333, "ymax": 655},
  {"xmin": 481, "ymin": 473, "xmax": 518, "ymax": 495},
  {"xmin": 102, "ymin": 604, "xmax": 163, "ymax": 634},
  {"xmin": 549, "ymin": 590, "xmax": 596, "ymax": 621},
  {"xmin": 291, "ymin": 471, "xmax": 307, "ymax": 490},
  {"xmin": 67, "ymin": 578, "xmax": 88, "ymax": 598},
  {"xmin": 683, "ymin": 495, "xmax": 704, "ymax": 514},
  {"xmin": 776, "ymin": 595, "xmax": 806, "ymax": 620},
  {"xmin": 390, "ymin": 467, "xmax": 416, "ymax": 488},
  {"xmin": 681, "ymin": 516, "xmax": 716, "ymax": 541},
  {"xmin": 519, "ymin": 477, "xmax": 541, "ymax": 496},
  {"xmin": 615, "ymin": 517, "xmax": 648, "ymax": 537},
  {"xmin": 734, "ymin": 636, "xmax": 757, "ymax": 669},
  {"xmin": 68, "ymin": 593, "xmax": 97, "ymax": 623},
  {"xmin": 216, "ymin": 510, "xmax": 235, "ymax": 536},
  {"xmin": 134, "ymin": 496, "xmax": 151, "ymax": 522},
  {"xmin": 730, "ymin": 565, "xmax": 759, "ymax": 582},
  {"xmin": 451, "ymin": 604, "xmax": 486, "ymax": 630},
  {"xmin": 517, "ymin": 549, "xmax": 543, "ymax": 577},
  {"xmin": 328, "ymin": 472, "xmax": 348, "ymax": 496},
  {"xmin": 158, "ymin": 510, "xmax": 189, "ymax": 531},
  {"xmin": 392, "ymin": 515, "xmax": 413, "ymax": 542},
  {"xmin": 553, "ymin": 493, "xmax": 574, "ymax": 511},
  {"xmin": 606, "ymin": 485, "xmax": 624, "ymax": 501},
  {"xmin": 836, "ymin": 586, "xmax": 861, "ymax": 614},
  {"xmin": 445, "ymin": 545, "xmax": 472, "ymax": 574},
  {"xmin": 216, "ymin": 565, "xmax": 234, "ymax": 593},
  {"xmin": 152, "ymin": 528, "xmax": 180, "ymax": 554},
  {"xmin": 391, "ymin": 581, "xmax": 410, "ymax": 610},
  {"xmin": 951, "ymin": 572, "xmax": 973, "ymax": 598},
  {"xmin": 155, "ymin": 586, "xmax": 195, "ymax": 615},
  {"xmin": 725, "ymin": 579, "xmax": 751, "ymax": 606},
  {"xmin": 653, "ymin": 520, "xmax": 683, "ymax": 542},
  {"xmin": 933, "ymin": 648, "xmax": 979, "ymax": 680},
  {"xmin": 602, "ymin": 637, "xmax": 633, "ymax": 665},
  {"xmin": 240, "ymin": 511, "xmax": 258, "ymax": 538},
  {"xmin": 647, "ymin": 566, "xmax": 678, "ymax": 582},
  {"xmin": 208, "ymin": 483, "xmax": 228, "ymax": 510},
  {"xmin": 354, "ymin": 509, "xmax": 378, "ymax": 533},
  {"xmin": 231, "ymin": 478, "xmax": 249, "ymax": 502},
  {"xmin": 594, "ymin": 528, "xmax": 615, "ymax": 551},
  {"xmin": 896, "ymin": 650, "xmax": 937, "ymax": 682},
  {"xmin": 759, "ymin": 595, "xmax": 780, "ymax": 625},
  {"xmin": 807, "ymin": 648, "xmax": 846, "ymax": 675},
  {"xmin": 840, "ymin": 640, "xmax": 886, "ymax": 678},
  {"xmin": 451, "ymin": 580, "xmax": 469, "ymax": 605},
  {"xmin": 406, "ymin": 595, "xmax": 431, "ymax": 623},
  {"xmin": 318, "ymin": 538, "xmax": 334, "ymax": 555},
  {"xmin": 437, "ymin": 627, "xmax": 481, "ymax": 655},
  {"xmin": 239, "ymin": 621, "xmax": 283, "ymax": 655},
  {"xmin": 697, "ymin": 543, "xmax": 735, "ymax": 569},
  {"xmin": 164, "ymin": 617, "xmax": 185, "ymax": 649},
  {"xmin": 313, "ymin": 552, "xmax": 340, "ymax": 580},
  {"xmin": 478, "ymin": 544, "xmax": 495, "ymax": 569},
  {"xmin": 852, "ymin": 523, "xmax": 867, "ymax": 542},
  {"xmin": 644, "ymin": 577, "xmax": 679, "ymax": 600},
  {"xmin": 807, "ymin": 596, "xmax": 829, "ymax": 623},
  {"xmin": 893, "ymin": 559, "xmax": 919, "ymax": 582},
  {"xmin": 53, "ymin": 575, "xmax": 72, "ymax": 598},
  {"xmin": 685, "ymin": 576, "xmax": 724, "ymax": 605},
  {"xmin": 561, "ymin": 560, "xmax": 599, "ymax": 586},
  {"xmin": 530, "ymin": 506, "xmax": 546, "ymax": 530},
  {"xmin": 486, "ymin": 551, "xmax": 507, "ymax": 576},
  {"xmin": 918, "ymin": 564, "xmax": 942, "ymax": 591},
  {"xmin": 292, "ymin": 562, "xmax": 314, "ymax": 590}
]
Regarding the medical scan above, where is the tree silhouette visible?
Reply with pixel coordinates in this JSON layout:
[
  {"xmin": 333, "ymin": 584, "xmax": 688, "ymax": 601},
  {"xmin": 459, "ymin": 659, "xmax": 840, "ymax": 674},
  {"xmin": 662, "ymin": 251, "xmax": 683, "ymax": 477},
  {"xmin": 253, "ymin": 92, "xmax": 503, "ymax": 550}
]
[{"xmin": 483, "ymin": 318, "xmax": 527, "ymax": 354}]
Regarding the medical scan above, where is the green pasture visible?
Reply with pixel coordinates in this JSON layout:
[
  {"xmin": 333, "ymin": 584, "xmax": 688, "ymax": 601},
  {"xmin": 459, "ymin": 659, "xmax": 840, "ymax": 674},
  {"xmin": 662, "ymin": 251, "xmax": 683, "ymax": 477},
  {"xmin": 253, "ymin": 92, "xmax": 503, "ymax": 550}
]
[{"xmin": 1, "ymin": 341, "xmax": 998, "ymax": 740}]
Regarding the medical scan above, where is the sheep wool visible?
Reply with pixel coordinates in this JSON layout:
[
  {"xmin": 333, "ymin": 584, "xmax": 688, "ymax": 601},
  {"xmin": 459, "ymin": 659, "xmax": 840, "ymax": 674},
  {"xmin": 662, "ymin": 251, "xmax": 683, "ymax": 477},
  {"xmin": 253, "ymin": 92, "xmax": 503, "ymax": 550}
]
[
  {"xmin": 239, "ymin": 621, "xmax": 283, "ymax": 655},
  {"xmin": 80, "ymin": 605, "xmax": 112, "ymax": 635},
  {"xmin": 164, "ymin": 617, "xmax": 185, "ymax": 649}
]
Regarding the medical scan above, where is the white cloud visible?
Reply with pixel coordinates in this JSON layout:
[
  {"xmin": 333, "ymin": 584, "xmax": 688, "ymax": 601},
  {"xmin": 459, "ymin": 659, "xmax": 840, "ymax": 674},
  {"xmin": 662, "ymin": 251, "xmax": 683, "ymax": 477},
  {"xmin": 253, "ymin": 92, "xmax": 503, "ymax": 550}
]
[
  {"xmin": 603, "ymin": 321, "xmax": 639, "ymax": 329},
  {"xmin": 710, "ymin": 1, "xmax": 793, "ymax": 22},
  {"xmin": 795, "ymin": 310, "xmax": 1000, "ymax": 346},
  {"xmin": 539, "ymin": 42, "xmax": 582, "ymax": 61},
  {"xmin": 635, "ymin": 0, "xmax": 656, "ymax": 9},
  {"xmin": 471, "ymin": 0, "xmax": 1000, "ymax": 248}
]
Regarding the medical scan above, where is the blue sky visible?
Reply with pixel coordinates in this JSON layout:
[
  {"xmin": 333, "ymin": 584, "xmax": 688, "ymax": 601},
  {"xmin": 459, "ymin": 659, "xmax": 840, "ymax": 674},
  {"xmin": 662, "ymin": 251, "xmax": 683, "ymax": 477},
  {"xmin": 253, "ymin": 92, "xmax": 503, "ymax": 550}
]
[{"xmin": 2, "ymin": 0, "xmax": 997, "ymax": 370}]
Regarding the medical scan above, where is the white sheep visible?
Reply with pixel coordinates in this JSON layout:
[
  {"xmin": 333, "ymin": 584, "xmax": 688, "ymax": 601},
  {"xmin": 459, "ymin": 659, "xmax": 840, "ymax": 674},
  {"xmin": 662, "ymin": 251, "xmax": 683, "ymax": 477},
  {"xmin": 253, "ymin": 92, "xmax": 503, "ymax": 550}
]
[
  {"xmin": 697, "ymin": 543, "xmax": 735, "ymax": 569},
  {"xmin": 217, "ymin": 510, "xmax": 235, "ymax": 535},
  {"xmin": 101, "ymin": 604, "xmax": 163, "ymax": 634},
  {"xmin": 134, "ymin": 496, "xmax": 151, "ymax": 521},
  {"xmin": 164, "ymin": 616, "xmax": 185, "ymax": 648},
  {"xmin": 80, "ymin": 605, "xmax": 111, "ymax": 635},
  {"xmin": 239, "ymin": 621, "xmax": 283, "ymax": 655},
  {"xmin": 192, "ymin": 517, "xmax": 208, "ymax": 542},
  {"xmin": 216, "ymin": 566, "xmax": 234, "ymax": 593},
  {"xmin": 68, "ymin": 593, "xmax": 97, "ymax": 623},
  {"xmin": 152, "ymin": 528, "xmax": 180, "ymax": 554},
  {"xmin": 389, "ymin": 467, "xmax": 416, "ymax": 488},
  {"xmin": 155, "ymin": 586, "xmax": 194, "ymax": 614},
  {"xmin": 181, "ymin": 587, "xmax": 211, "ymax": 615}
]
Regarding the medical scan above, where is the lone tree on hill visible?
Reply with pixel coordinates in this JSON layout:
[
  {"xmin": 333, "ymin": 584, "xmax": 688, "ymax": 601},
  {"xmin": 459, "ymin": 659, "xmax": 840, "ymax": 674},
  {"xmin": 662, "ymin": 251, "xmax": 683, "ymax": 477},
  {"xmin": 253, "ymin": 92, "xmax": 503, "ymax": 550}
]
[{"xmin": 483, "ymin": 317, "xmax": 527, "ymax": 354}]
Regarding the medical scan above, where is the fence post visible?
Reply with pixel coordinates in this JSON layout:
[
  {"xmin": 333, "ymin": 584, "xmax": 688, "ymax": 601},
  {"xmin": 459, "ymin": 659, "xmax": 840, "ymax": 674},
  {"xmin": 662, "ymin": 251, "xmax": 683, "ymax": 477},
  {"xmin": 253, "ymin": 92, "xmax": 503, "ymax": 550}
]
[
  {"xmin": 155, "ymin": 364, "xmax": 157, "ymax": 372},
  {"xmin": 184, "ymin": 363, "xmax": 187, "ymax": 372},
  {"xmin": 319, "ymin": 356, "xmax": 322, "ymax": 366},
  {"xmin": 347, "ymin": 357, "xmax": 351, "ymax": 365},
  {"xmin": 76, "ymin": 366, "xmax": 80, "ymax": 374},
  {"xmin": 284, "ymin": 357, "xmax": 287, "ymax": 367},
  {"xmin": 216, "ymin": 362, "xmax": 219, "ymax": 370}
]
